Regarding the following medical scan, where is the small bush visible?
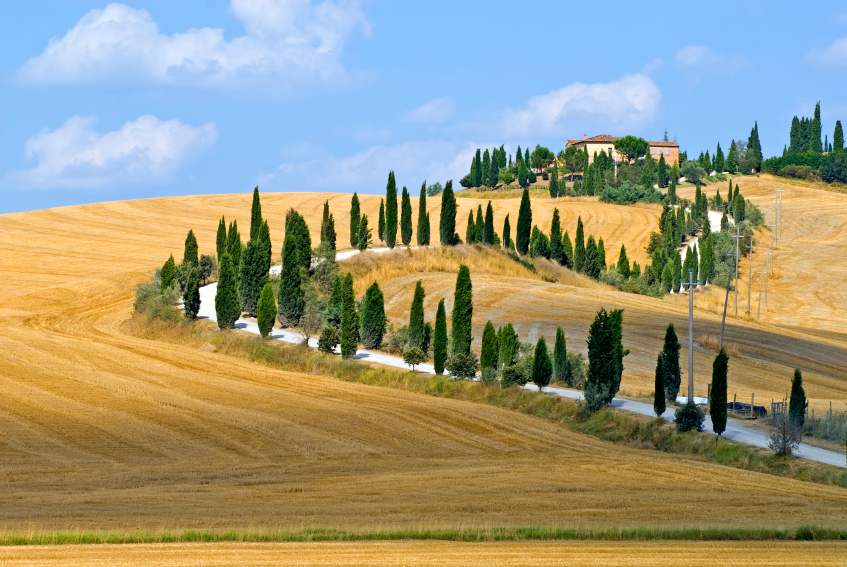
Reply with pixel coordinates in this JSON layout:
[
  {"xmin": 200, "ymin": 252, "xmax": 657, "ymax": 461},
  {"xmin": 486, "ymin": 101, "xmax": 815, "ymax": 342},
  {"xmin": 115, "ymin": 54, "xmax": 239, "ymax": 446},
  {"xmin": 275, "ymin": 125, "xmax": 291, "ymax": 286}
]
[
  {"xmin": 446, "ymin": 352, "xmax": 480, "ymax": 379},
  {"xmin": 317, "ymin": 325, "xmax": 339, "ymax": 354},
  {"xmin": 674, "ymin": 401, "xmax": 705, "ymax": 432},
  {"xmin": 768, "ymin": 413, "xmax": 803, "ymax": 456},
  {"xmin": 501, "ymin": 364, "xmax": 528, "ymax": 388},
  {"xmin": 599, "ymin": 180, "xmax": 663, "ymax": 205},
  {"xmin": 403, "ymin": 347, "xmax": 426, "ymax": 370},
  {"xmin": 480, "ymin": 366, "xmax": 499, "ymax": 384},
  {"xmin": 133, "ymin": 272, "xmax": 182, "ymax": 322},
  {"xmin": 383, "ymin": 324, "xmax": 409, "ymax": 355}
]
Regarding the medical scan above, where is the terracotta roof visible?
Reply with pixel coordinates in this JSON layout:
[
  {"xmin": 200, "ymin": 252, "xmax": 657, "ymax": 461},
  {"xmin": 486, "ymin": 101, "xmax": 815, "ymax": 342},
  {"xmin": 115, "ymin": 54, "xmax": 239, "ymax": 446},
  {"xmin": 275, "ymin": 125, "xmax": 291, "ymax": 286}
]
[
  {"xmin": 584, "ymin": 134, "xmax": 620, "ymax": 143},
  {"xmin": 648, "ymin": 141, "xmax": 679, "ymax": 147}
]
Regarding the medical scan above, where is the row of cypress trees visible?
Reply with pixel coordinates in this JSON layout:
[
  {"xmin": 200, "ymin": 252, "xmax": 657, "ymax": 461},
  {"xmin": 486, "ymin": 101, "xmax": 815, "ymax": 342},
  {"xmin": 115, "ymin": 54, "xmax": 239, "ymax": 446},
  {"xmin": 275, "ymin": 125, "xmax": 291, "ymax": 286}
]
[{"xmin": 351, "ymin": 174, "xmax": 433, "ymax": 249}]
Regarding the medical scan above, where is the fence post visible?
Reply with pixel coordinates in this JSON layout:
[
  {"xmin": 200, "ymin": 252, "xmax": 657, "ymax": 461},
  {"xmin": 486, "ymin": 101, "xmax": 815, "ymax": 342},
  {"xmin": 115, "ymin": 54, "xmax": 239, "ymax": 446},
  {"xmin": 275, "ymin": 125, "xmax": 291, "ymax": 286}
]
[{"xmin": 751, "ymin": 393, "xmax": 755, "ymax": 418}]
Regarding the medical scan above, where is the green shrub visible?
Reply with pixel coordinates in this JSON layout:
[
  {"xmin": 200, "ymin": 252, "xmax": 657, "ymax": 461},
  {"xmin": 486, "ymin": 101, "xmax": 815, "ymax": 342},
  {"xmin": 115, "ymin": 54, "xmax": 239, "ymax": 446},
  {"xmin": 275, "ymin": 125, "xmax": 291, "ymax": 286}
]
[
  {"xmin": 446, "ymin": 352, "xmax": 480, "ymax": 379},
  {"xmin": 674, "ymin": 401, "xmax": 705, "ymax": 432},
  {"xmin": 599, "ymin": 181, "xmax": 663, "ymax": 205},
  {"xmin": 317, "ymin": 325, "xmax": 339, "ymax": 354}
]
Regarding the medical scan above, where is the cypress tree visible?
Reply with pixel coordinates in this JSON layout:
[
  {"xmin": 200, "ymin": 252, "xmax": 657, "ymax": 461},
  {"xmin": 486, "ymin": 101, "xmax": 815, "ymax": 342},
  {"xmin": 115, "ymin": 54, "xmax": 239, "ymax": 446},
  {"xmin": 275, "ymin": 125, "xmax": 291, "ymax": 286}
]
[
  {"xmin": 574, "ymin": 217, "xmax": 585, "ymax": 272},
  {"xmin": 215, "ymin": 252, "xmax": 241, "ymax": 329},
  {"xmin": 488, "ymin": 149, "xmax": 499, "ymax": 186},
  {"xmin": 276, "ymin": 233, "xmax": 304, "ymax": 327},
  {"xmin": 657, "ymin": 154, "xmax": 668, "ymax": 187},
  {"xmin": 748, "ymin": 122, "xmax": 762, "ymax": 172},
  {"xmin": 726, "ymin": 140, "xmax": 738, "ymax": 173},
  {"xmin": 250, "ymin": 186, "xmax": 262, "ymax": 240},
  {"xmin": 481, "ymin": 149, "xmax": 491, "ymax": 187},
  {"xmin": 516, "ymin": 188, "xmax": 532, "ymax": 254},
  {"xmin": 350, "ymin": 193, "xmax": 361, "ymax": 248},
  {"xmin": 561, "ymin": 230, "xmax": 573, "ymax": 268},
  {"xmin": 321, "ymin": 200, "xmax": 330, "ymax": 244},
  {"xmin": 480, "ymin": 321, "xmax": 499, "ymax": 370},
  {"xmin": 474, "ymin": 149, "xmax": 483, "ymax": 187},
  {"xmin": 285, "ymin": 211, "xmax": 311, "ymax": 271},
  {"xmin": 552, "ymin": 327, "xmax": 567, "ymax": 383},
  {"xmin": 661, "ymin": 263, "xmax": 674, "ymax": 293},
  {"xmin": 239, "ymin": 237, "xmax": 268, "ymax": 316},
  {"xmin": 433, "ymin": 298, "xmax": 447, "ymax": 375},
  {"xmin": 257, "ymin": 282, "xmax": 276, "ymax": 338},
  {"xmin": 710, "ymin": 348, "xmax": 729, "ymax": 436},
  {"xmin": 451, "ymin": 265, "xmax": 473, "ymax": 355},
  {"xmin": 216, "ymin": 216, "xmax": 227, "ymax": 262},
  {"xmin": 811, "ymin": 102, "xmax": 823, "ymax": 153},
  {"xmin": 324, "ymin": 214, "xmax": 336, "ymax": 251},
  {"xmin": 525, "ymin": 147, "xmax": 531, "ymax": 167},
  {"xmin": 714, "ymin": 143, "xmax": 725, "ymax": 173},
  {"xmin": 357, "ymin": 214, "xmax": 371, "ymax": 251},
  {"xmin": 340, "ymin": 273, "xmax": 359, "ymax": 358},
  {"xmin": 617, "ymin": 244, "xmax": 630, "ymax": 278},
  {"xmin": 497, "ymin": 324, "xmax": 519, "ymax": 370},
  {"xmin": 184, "ymin": 266, "xmax": 200, "ymax": 320},
  {"xmin": 597, "ymin": 237, "xmax": 606, "ymax": 273},
  {"xmin": 585, "ymin": 308, "xmax": 625, "ymax": 405},
  {"xmin": 727, "ymin": 179, "xmax": 734, "ymax": 204},
  {"xmin": 532, "ymin": 337, "xmax": 552, "ymax": 392},
  {"xmin": 721, "ymin": 212, "xmax": 729, "ymax": 232},
  {"xmin": 226, "ymin": 220, "xmax": 241, "ymax": 283},
  {"xmin": 183, "ymin": 229, "xmax": 199, "ymax": 268},
  {"xmin": 654, "ymin": 352, "xmax": 666, "ymax": 417},
  {"xmin": 699, "ymin": 233, "xmax": 714, "ymax": 282},
  {"xmin": 502, "ymin": 214, "xmax": 511, "ymax": 249},
  {"xmin": 326, "ymin": 275, "xmax": 343, "ymax": 328},
  {"xmin": 385, "ymin": 172, "xmax": 398, "ymax": 248},
  {"xmin": 834, "ymin": 120, "xmax": 844, "ymax": 151},
  {"xmin": 549, "ymin": 162, "xmax": 559, "ymax": 198},
  {"xmin": 161, "ymin": 254, "xmax": 177, "ymax": 292},
  {"xmin": 483, "ymin": 201, "xmax": 494, "ymax": 244},
  {"xmin": 732, "ymin": 191, "xmax": 746, "ymax": 222},
  {"xmin": 584, "ymin": 235, "xmax": 598, "ymax": 278},
  {"xmin": 549, "ymin": 208, "xmax": 563, "ymax": 263},
  {"xmin": 668, "ymin": 176, "xmax": 677, "ymax": 204},
  {"xmin": 400, "ymin": 186, "xmax": 413, "ymax": 245},
  {"xmin": 440, "ymin": 181, "xmax": 457, "ymax": 245},
  {"xmin": 378, "ymin": 199, "xmax": 386, "ymax": 242},
  {"xmin": 474, "ymin": 205, "xmax": 484, "ymax": 243},
  {"xmin": 359, "ymin": 282, "xmax": 386, "ymax": 349},
  {"xmin": 518, "ymin": 159, "xmax": 529, "ymax": 187},
  {"xmin": 465, "ymin": 210, "xmax": 476, "ymax": 244},
  {"xmin": 789, "ymin": 368, "xmax": 807, "ymax": 427},
  {"xmin": 408, "ymin": 280, "xmax": 426, "ymax": 349},
  {"xmin": 417, "ymin": 182, "xmax": 428, "ymax": 246},
  {"xmin": 662, "ymin": 323, "xmax": 681, "ymax": 401}
]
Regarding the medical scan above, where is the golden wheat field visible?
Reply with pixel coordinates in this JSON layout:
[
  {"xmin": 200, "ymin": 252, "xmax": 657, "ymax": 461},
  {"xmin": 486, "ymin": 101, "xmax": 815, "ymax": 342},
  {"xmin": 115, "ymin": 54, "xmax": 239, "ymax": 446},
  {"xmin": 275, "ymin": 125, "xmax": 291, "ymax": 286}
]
[
  {"xmin": 0, "ymin": 189, "xmax": 846, "ymax": 535},
  {"xmin": 2, "ymin": 541, "xmax": 846, "ymax": 567}
]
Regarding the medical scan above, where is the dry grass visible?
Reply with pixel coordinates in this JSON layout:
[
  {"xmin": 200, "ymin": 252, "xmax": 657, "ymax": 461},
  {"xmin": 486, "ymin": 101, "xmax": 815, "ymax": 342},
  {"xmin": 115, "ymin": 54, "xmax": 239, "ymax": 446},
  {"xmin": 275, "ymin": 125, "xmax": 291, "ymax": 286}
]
[
  {"xmin": 2, "ymin": 541, "xmax": 846, "ymax": 566},
  {"xmin": 0, "ymin": 193, "xmax": 845, "ymax": 534}
]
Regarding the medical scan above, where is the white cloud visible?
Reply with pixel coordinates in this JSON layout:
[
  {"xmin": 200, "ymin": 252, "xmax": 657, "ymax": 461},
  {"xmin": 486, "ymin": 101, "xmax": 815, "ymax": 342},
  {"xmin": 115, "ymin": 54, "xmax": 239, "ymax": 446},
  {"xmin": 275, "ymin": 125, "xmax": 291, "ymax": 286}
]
[
  {"xmin": 260, "ymin": 140, "xmax": 474, "ymax": 192},
  {"xmin": 674, "ymin": 45, "xmax": 749, "ymax": 81},
  {"xmin": 19, "ymin": 1, "xmax": 371, "ymax": 90},
  {"xmin": 496, "ymin": 74, "xmax": 661, "ymax": 137},
  {"xmin": 806, "ymin": 38, "xmax": 847, "ymax": 66},
  {"xmin": 403, "ymin": 97, "xmax": 454, "ymax": 123},
  {"xmin": 13, "ymin": 115, "xmax": 217, "ymax": 188}
]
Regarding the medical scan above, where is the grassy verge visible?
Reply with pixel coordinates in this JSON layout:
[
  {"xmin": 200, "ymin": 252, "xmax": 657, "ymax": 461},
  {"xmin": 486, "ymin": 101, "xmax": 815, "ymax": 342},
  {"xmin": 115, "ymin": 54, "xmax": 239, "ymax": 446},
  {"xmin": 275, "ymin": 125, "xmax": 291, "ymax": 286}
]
[
  {"xmin": 4, "ymin": 525, "xmax": 847, "ymax": 546},
  {"xmin": 123, "ymin": 315, "xmax": 847, "ymax": 489}
]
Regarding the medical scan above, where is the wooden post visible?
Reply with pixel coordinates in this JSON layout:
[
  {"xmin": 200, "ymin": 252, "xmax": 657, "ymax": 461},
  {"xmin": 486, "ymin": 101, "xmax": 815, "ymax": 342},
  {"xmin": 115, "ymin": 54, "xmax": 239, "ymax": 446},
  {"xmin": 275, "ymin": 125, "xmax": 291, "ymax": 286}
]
[{"xmin": 751, "ymin": 393, "xmax": 755, "ymax": 418}]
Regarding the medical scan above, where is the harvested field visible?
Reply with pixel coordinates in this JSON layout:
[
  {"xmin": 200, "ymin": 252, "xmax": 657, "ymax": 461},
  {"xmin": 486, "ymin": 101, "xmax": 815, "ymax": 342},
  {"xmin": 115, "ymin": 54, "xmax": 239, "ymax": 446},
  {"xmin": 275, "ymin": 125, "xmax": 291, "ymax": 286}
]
[
  {"xmin": 0, "ymin": 193, "xmax": 845, "ymax": 532},
  {"xmin": 2, "ymin": 541, "xmax": 846, "ymax": 566}
]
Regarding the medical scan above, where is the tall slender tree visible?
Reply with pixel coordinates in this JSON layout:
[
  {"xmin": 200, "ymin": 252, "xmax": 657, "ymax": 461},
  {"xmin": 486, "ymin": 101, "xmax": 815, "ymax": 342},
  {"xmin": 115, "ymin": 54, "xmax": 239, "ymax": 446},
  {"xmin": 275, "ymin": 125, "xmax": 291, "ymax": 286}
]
[
  {"xmin": 488, "ymin": 149, "xmax": 499, "ymax": 187},
  {"xmin": 408, "ymin": 280, "xmax": 426, "ymax": 349},
  {"xmin": 385, "ymin": 172, "xmax": 398, "ymax": 248},
  {"xmin": 226, "ymin": 220, "xmax": 242, "ymax": 283},
  {"xmin": 378, "ymin": 199, "xmax": 386, "ymax": 242},
  {"xmin": 483, "ymin": 201, "xmax": 494, "ymax": 245},
  {"xmin": 340, "ymin": 273, "xmax": 359, "ymax": 358},
  {"xmin": 834, "ymin": 120, "xmax": 844, "ymax": 151},
  {"xmin": 710, "ymin": 349, "xmax": 729, "ymax": 436},
  {"xmin": 161, "ymin": 254, "xmax": 177, "ymax": 292},
  {"xmin": 552, "ymin": 327, "xmax": 567, "ymax": 383},
  {"xmin": 502, "ymin": 214, "xmax": 511, "ymax": 249},
  {"xmin": 789, "ymin": 368, "xmax": 807, "ymax": 427},
  {"xmin": 597, "ymin": 238, "xmax": 606, "ymax": 272},
  {"xmin": 561, "ymin": 230, "xmax": 573, "ymax": 268},
  {"xmin": 215, "ymin": 252, "xmax": 241, "ymax": 329},
  {"xmin": 285, "ymin": 211, "xmax": 311, "ymax": 271},
  {"xmin": 450, "ymin": 265, "xmax": 473, "ymax": 355},
  {"xmin": 320, "ymin": 201, "xmax": 331, "ymax": 244},
  {"xmin": 257, "ymin": 282, "xmax": 276, "ymax": 338},
  {"xmin": 653, "ymin": 352, "xmax": 666, "ymax": 417},
  {"xmin": 276, "ymin": 233, "xmax": 304, "ymax": 327},
  {"xmin": 350, "ymin": 193, "xmax": 361, "ymax": 248},
  {"xmin": 433, "ymin": 298, "xmax": 447, "ymax": 375},
  {"xmin": 250, "ymin": 186, "xmax": 262, "ymax": 240},
  {"xmin": 480, "ymin": 321, "xmax": 499, "ymax": 370},
  {"xmin": 662, "ymin": 323, "xmax": 681, "ymax": 401},
  {"xmin": 617, "ymin": 244, "xmax": 630, "ymax": 278},
  {"xmin": 811, "ymin": 102, "xmax": 823, "ymax": 153},
  {"xmin": 400, "ymin": 186, "xmax": 413, "ymax": 245},
  {"xmin": 748, "ymin": 121, "xmax": 762, "ymax": 172},
  {"xmin": 549, "ymin": 162, "xmax": 559, "ymax": 198},
  {"xmin": 184, "ymin": 229, "xmax": 199, "ymax": 268},
  {"xmin": 440, "ymin": 181, "xmax": 457, "ymax": 245},
  {"xmin": 417, "ymin": 182, "xmax": 428, "ymax": 246},
  {"xmin": 585, "ymin": 308, "xmax": 625, "ymax": 405},
  {"xmin": 532, "ymin": 337, "xmax": 552, "ymax": 392},
  {"xmin": 465, "ymin": 210, "xmax": 476, "ymax": 244},
  {"xmin": 216, "ymin": 216, "xmax": 227, "ymax": 261},
  {"xmin": 584, "ymin": 235, "xmax": 599, "ymax": 278},
  {"xmin": 184, "ymin": 267, "xmax": 200, "ymax": 320},
  {"xmin": 474, "ymin": 205, "xmax": 484, "ymax": 243},
  {"xmin": 357, "ymin": 214, "xmax": 371, "ymax": 251},
  {"xmin": 481, "ymin": 149, "xmax": 491, "ymax": 187},
  {"xmin": 725, "ymin": 140, "xmax": 738, "ymax": 173},
  {"xmin": 516, "ymin": 188, "xmax": 532, "ymax": 254},
  {"xmin": 574, "ymin": 216, "xmax": 585, "ymax": 272},
  {"xmin": 359, "ymin": 282, "xmax": 386, "ymax": 349},
  {"xmin": 549, "ymin": 208, "xmax": 563, "ymax": 263}
]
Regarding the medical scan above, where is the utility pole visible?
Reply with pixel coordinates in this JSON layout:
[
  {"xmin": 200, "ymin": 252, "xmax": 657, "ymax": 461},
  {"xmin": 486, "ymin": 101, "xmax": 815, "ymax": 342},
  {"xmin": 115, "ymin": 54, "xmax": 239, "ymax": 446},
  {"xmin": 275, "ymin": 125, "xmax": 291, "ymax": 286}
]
[
  {"xmin": 757, "ymin": 266, "xmax": 767, "ymax": 321},
  {"xmin": 747, "ymin": 236, "xmax": 756, "ymax": 313},
  {"xmin": 681, "ymin": 268, "xmax": 696, "ymax": 401},
  {"xmin": 766, "ymin": 225, "xmax": 776, "ymax": 276},
  {"xmin": 719, "ymin": 251, "xmax": 737, "ymax": 349},
  {"xmin": 776, "ymin": 186, "xmax": 784, "ymax": 240},
  {"xmin": 764, "ymin": 268, "xmax": 769, "ymax": 308},
  {"xmin": 731, "ymin": 226, "xmax": 744, "ymax": 316}
]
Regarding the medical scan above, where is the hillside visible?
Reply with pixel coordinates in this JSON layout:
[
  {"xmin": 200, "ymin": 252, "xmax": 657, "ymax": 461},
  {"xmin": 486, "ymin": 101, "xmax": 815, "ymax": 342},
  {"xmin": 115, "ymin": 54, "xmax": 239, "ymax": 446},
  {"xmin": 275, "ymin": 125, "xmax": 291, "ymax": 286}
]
[{"xmin": 0, "ymin": 194, "xmax": 845, "ymax": 531}]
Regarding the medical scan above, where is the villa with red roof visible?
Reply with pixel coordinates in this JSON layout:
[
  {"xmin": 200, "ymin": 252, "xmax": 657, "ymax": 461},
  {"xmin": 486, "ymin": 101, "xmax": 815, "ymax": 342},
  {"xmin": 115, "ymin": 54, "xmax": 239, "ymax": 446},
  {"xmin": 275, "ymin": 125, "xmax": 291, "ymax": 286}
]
[{"xmin": 566, "ymin": 134, "xmax": 679, "ymax": 166}]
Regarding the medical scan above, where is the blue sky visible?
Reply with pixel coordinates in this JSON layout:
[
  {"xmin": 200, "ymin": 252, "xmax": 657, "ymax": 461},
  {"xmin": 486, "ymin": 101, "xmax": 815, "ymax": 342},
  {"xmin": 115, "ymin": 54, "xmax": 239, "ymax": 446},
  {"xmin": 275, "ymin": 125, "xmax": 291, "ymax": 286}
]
[{"xmin": 2, "ymin": 0, "xmax": 847, "ymax": 213}]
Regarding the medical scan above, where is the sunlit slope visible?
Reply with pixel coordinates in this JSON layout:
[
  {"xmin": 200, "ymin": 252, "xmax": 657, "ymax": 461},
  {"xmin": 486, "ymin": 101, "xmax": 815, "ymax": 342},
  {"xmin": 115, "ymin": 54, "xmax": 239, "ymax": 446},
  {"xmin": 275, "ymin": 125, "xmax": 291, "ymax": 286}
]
[{"xmin": 0, "ymin": 195, "xmax": 845, "ymax": 531}]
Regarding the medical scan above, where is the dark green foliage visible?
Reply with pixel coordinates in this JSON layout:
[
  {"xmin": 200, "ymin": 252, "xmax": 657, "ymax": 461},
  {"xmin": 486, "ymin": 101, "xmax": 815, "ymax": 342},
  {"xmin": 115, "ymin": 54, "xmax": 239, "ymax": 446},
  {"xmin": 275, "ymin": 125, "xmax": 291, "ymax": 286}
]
[
  {"xmin": 532, "ymin": 337, "xmax": 552, "ymax": 391},
  {"xmin": 732, "ymin": 191, "xmax": 746, "ymax": 222},
  {"xmin": 834, "ymin": 120, "xmax": 844, "ymax": 151},
  {"xmin": 226, "ymin": 221, "xmax": 242, "ymax": 282},
  {"xmin": 465, "ymin": 210, "xmax": 476, "ymax": 244},
  {"xmin": 516, "ymin": 188, "xmax": 532, "ymax": 254},
  {"xmin": 408, "ymin": 280, "xmax": 426, "ymax": 349},
  {"xmin": 614, "ymin": 135, "xmax": 649, "ymax": 161},
  {"xmin": 257, "ymin": 282, "xmax": 276, "ymax": 338},
  {"xmin": 721, "ymin": 212, "xmax": 729, "ymax": 232},
  {"xmin": 450, "ymin": 265, "xmax": 473, "ymax": 355},
  {"xmin": 433, "ymin": 298, "xmax": 448, "ymax": 375},
  {"xmin": 599, "ymin": 180, "xmax": 663, "ymax": 205},
  {"xmin": 518, "ymin": 159, "xmax": 529, "ymax": 187},
  {"xmin": 326, "ymin": 276, "xmax": 343, "ymax": 328},
  {"xmin": 497, "ymin": 323, "xmax": 519, "ymax": 370},
  {"xmin": 662, "ymin": 323, "xmax": 682, "ymax": 401},
  {"xmin": 585, "ymin": 308, "xmax": 626, "ymax": 406},
  {"xmin": 417, "ymin": 182, "xmax": 428, "ymax": 246},
  {"xmin": 714, "ymin": 143, "xmax": 725, "ymax": 173},
  {"xmin": 475, "ymin": 205, "xmax": 484, "ymax": 243},
  {"xmin": 385, "ymin": 171, "xmax": 398, "ymax": 248},
  {"xmin": 183, "ymin": 229, "xmax": 199, "ymax": 268},
  {"xmin": 617, "ymin": 244, "xmax": 630, "ymax": 278},
  {"xmin": 403, "ymin": 347, "xmax": 427, "ymax": 370},
  {"xmin": 661, "ymin": 263, "xmax": 673, "ymax": 293},
  {"xmin": 488, "ymin": 149, "xmax": 499, "ymax": 186},
  {"xmin": 502, "ymin": 214, "xmax": 511, "ymax": 249},
  {"xmin": 597, "ymin": 238, "xmax": 606, "ymax": 273},
  {"xmin": 239, "ymin": 237, "xmax": 267, "ymax": 316},
  {"xmin": 215, "ymin": 252, "xmax": 241, "ymax": 329},
  {"xmin": 198, "ymin": 254, "xmax": 215, "ymax": 285},
  {"xmin": 480, "ymin": 321, "xmax": 499, "ymax": 370},
  {"xmin": 561, "ymin": 231, "xmax": 572, "ymax": 268},
  {"xmin": 318, "ymin": 325, "xmax": 339, "ymax": 353},
  {"xmin": 440, "ymin": 181, "xmax": 457, "ymax": 246},
  {"xmin": 285, "ymin": 211, "xmax": 311, "ymax": 272},
  {"xmin": 726, "ymin": 140, "xmax": 738, "ymax": 173},
  {"xmin": 668, "ymin": 176, "xmax": 677, "ymax": 205},
  {"xmin": 161, "ymin": 254, "xmax": 177, "ymax": 292},
  {"xmin": 529, "ymin": 226, "xmax": 550, "ymax": 259},
  {"xmin": 583, "ymin": 235, "xmax": 599, "ymax": 278},
  {"xmin": 277, "ymin": 233, "xmax": 304, "ymax": 327},
  {"xmin": 549, "ymin": 162, "xmax": 559, "ymax": 198},
  {"xmin": 481, "ymin": 149, "xmax": 491, "ymax": 187},
  {"xmin": 574, "ymin": 217, "xmax": 585, "ymax": 272},
  {"xmin": 320, "ymin": 201, "xmax": 336, "ymax": 251},
  {"xmin": 350, "ymin": 193, "xmax": 361, "ymax": 248},
  {"xmin": 216, "ymin": 216, "xmax": 227, "ymax": 262},
  {"xmin": 400, "ymin": 186, "xmax": 413, "ymax": 245},
  {"xmin": 821, "ymin": 152, "xmax": 847, "ymax": 183},
  {"xmin": 552, "ymin": 327, "xmax": 567, "ymax": 383},
  {"xmin": 675, "ymin": 401, "xmax": 705, "ymax": 432},
  {"xmin": 446, "ymin": 352, "xmax": 479, "ymax": 379},
  {"xmin": 421, "ymin": 322, "xmax": 433, "ymax": 356},
  {"xmin": 789, "ymin": 368, "xmax": 807, "ymax": 427},
  {"xmin": 340, "ymin": 273, "xmax": 359, "ymax": 358},
  {"xmin": 748, "ymin": 121, "xmax": 762, "ymax": 172},
  {"xmin": 184, "ymin": 267, "xmax": 200, "ymax": 320},
  {"xmin": 483, "ymin": 201, "xmax": 494, "ymax": 245},
  {"xmin": 378, "ymin": 199, "xmax": 386, "ymax": 242},
  {"xmin": 699, "ymin": 233, "xmax": 715, "ymax": 282},
  {"xmin": 657, "ymin": 154, "xmax": 668, "ymax": 188},
  {"xmin": 654, "ymin": 352, "xmax": 666, "ymax": 417},
  {"xmin": 811, "ymin": 102, "xmax": 823, "ymax": 153},
  {"xmin": 359, "ymin": 282, "xmax": 386, "ymax": 349},
  {"xmin": 549, "ymin": 208, "xmax": 563, "ymax": 264},
  {"xmin": 710, "ymin": 349, "xmax": 729, "ymax": 436},
  {"xmin": 357, "ymin": 214, "xmax": 371, "ymax": 251},
  {"xmin": 250, "ymin": 187, "xmax": 262, "ymax": 240}
]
